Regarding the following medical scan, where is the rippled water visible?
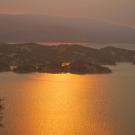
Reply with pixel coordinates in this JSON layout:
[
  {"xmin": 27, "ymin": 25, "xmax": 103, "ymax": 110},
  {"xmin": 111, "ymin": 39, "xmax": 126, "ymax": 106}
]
[{"xmin": 0, "ymin": 63, "xmax": 135, "ymax": 135}]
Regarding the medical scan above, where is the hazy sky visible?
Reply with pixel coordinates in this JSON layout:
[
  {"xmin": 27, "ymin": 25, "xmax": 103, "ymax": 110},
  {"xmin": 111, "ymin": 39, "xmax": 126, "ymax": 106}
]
[{"xmin": 0, "ymin": 0, "xmax": 135, "ymax": 27}]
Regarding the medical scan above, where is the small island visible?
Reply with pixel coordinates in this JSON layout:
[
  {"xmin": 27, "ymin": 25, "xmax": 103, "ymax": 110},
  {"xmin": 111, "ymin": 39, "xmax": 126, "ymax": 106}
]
[{"xmin": 0, "ymin": 43, "xmax": 135, "ymax": 74}]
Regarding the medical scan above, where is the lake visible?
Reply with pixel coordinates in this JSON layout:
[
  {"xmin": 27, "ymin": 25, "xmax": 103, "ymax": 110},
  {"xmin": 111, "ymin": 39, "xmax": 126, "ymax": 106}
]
[{"xmin": 0, "ymin": 63, "xmax": 135, "ymax": 135}]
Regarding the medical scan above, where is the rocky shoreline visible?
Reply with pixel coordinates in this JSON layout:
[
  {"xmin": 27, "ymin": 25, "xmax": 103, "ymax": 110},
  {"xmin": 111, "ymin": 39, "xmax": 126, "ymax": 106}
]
[{"xmin": 0, "ymin": 99, "xmax": 3, "ymax": 127}]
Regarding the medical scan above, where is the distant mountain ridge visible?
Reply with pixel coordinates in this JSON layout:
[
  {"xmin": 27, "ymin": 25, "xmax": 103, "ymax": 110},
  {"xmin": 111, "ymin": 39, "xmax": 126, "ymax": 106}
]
[{"xmin": 0, "ymin": 14, "xmax": 135, "ymax": 43}]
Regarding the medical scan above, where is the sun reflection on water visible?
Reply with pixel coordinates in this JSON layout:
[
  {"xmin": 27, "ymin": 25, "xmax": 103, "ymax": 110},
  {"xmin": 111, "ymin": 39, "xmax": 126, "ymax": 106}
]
[{"xmin": 1, "ymin": 73, "xmax": 114, "ymax": 135}]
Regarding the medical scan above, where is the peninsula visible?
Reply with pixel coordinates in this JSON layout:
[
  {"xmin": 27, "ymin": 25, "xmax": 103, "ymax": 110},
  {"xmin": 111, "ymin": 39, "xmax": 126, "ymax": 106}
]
[{"xmin": 0, "ymin": 43, "xmax": 135, "ymax": 74}]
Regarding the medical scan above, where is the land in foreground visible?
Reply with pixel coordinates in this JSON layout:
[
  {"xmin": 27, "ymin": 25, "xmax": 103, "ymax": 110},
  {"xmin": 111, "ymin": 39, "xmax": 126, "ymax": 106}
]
[{"xmin": 0, "ymin": 43, "xmax": 135, "ymax": 74}]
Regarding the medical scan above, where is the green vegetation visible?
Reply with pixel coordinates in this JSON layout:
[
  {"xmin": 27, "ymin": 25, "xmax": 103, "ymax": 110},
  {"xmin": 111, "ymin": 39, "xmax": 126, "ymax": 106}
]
[{"xmin": 0, "ymin": 43, "xmax": 134, "ymax": 74}]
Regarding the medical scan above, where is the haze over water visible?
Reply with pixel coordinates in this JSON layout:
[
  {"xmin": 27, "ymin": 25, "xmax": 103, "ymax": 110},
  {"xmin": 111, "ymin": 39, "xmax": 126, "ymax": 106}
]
[
  {"xmin": 0, "ymin": 63, "xmax": 135, "ymax": 135},
  {"xmin": 40, "ymin": 42, "xmax": 135, "ymax": 50}
]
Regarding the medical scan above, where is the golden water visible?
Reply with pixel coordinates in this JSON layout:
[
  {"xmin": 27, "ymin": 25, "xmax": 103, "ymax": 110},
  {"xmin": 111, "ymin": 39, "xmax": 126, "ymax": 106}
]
[{"xmin": 0, "ymin": 64, "xmax": 135, "ymax": 135}]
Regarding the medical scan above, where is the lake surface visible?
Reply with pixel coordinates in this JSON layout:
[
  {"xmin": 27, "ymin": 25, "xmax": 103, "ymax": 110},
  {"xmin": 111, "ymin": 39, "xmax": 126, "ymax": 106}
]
[{"xmin": 0, "ymin": 63, "xmax": 135, "ymax": 135}]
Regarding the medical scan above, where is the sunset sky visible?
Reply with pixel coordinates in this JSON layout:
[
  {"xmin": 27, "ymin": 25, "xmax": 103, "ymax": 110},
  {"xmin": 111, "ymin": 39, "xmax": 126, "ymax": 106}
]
[{"xmin": 0, "ymin": 0, "xmax": 135, "ymax": 27}]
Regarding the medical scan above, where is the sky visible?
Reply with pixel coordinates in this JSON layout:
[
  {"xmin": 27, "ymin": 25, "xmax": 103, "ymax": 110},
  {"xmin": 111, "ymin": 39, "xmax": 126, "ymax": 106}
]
[{"xmin": 0, "ymin": 0, "xmax": 135, "ymax": 27}]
